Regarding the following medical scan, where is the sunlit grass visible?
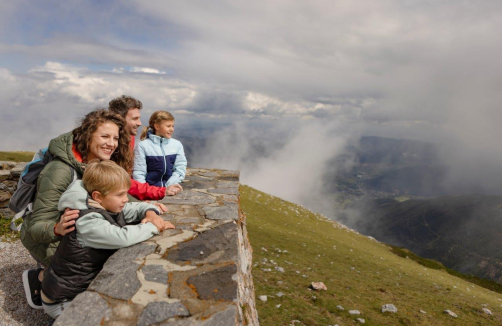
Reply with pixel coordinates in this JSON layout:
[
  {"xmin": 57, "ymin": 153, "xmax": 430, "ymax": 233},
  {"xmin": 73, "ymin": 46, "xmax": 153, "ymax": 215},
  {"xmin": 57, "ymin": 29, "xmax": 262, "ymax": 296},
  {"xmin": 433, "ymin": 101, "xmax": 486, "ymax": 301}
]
[{"xmin": 241, "ymin": 185, "xmax": 502, "ymax": 325}]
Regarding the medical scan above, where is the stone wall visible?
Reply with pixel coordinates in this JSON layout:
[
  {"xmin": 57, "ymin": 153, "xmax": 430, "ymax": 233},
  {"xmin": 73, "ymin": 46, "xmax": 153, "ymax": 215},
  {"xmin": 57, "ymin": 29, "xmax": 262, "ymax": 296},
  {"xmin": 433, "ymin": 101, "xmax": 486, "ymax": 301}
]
[
  {"xmin": 1, "ymin": 164, "xmax": 258, "ymax": 325},
  {"xmin": 0, "ymin": 161, "xmax": 26, "ymax": 216}
]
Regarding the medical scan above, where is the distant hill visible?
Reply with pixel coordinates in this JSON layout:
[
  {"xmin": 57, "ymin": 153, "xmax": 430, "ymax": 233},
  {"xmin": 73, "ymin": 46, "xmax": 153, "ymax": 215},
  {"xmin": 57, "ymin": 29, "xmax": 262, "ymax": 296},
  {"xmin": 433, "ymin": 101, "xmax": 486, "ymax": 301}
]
[
  {"xmin": 338, "ymin": 195, "xmax": 502, "ymax": 284},
  {"xmin": 242, "ymin": 185, "xmax": 502, "ymax": 325}
]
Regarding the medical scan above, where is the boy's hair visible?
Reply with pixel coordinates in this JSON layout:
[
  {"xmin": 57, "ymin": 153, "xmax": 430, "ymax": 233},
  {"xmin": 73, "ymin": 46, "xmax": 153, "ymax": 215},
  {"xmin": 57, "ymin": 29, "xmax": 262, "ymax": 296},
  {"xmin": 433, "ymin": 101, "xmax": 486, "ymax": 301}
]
[
  {"xmin": 140, "ymin": 110, "xmax": 175, "ymax": 140},
  {"xmin": 83, "ymin": 160, "xmax": 131, "ymax": 196},
  {"xmin": 109, "ymin": 95, "xmax": 143, "ymax": 118}
]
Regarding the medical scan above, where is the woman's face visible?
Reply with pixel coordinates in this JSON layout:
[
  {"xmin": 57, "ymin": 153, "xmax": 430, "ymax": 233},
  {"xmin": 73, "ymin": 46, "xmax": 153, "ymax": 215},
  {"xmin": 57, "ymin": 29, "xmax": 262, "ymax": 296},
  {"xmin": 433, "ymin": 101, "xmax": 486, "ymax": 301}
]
[{"xmin": 86, "ymin": 122, "xmax": 119, "ymax": 162}]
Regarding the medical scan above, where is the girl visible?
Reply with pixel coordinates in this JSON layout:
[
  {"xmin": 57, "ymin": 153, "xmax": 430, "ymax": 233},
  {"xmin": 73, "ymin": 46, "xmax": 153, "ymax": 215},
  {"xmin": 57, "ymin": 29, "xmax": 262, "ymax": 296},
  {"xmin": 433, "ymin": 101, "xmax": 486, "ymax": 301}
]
[{"xmin": 133, "ymin": 111, "xmax": 187, "ymax": 195}]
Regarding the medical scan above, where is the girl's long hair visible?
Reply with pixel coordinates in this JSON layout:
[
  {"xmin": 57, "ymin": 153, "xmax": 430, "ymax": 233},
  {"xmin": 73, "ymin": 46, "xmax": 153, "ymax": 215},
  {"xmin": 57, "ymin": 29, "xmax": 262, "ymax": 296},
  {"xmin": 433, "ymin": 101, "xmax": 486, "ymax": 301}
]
[
  {"xmin": 72, "ymin": 109, "xmax": 133, "ymax": 172},
  {"xmin": 140, "ymin": 111, "xmax": 174, "ymax": 141}
]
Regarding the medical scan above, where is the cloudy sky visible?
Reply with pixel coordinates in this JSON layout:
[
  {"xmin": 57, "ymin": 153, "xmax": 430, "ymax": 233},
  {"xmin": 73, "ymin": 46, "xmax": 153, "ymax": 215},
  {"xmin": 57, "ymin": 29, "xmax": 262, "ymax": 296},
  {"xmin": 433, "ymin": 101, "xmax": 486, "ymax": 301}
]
[{"xmin": 1, "ymin": 0, "xmax": 502, "ymax": 206}]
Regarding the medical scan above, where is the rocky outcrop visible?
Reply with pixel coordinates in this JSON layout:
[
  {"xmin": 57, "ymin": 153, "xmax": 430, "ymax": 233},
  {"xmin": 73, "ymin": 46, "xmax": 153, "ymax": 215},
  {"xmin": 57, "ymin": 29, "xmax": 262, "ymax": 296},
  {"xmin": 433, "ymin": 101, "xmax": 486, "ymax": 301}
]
[
  {"xmin": 1, "ymin": 164, "xmax": 258, "ymax": 325},
  {"xmin": 0, "ymin": 161, "xmax": 25, "ymax": 215}
]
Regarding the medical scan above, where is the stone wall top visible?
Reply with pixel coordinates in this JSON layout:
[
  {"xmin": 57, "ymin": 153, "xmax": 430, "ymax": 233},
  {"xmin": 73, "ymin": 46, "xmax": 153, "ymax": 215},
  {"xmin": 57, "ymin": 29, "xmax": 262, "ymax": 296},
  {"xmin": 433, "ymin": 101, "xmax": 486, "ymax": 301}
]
[{"xmin": 53, "ymin": 168, "xmax": 259, "ymax": 326}]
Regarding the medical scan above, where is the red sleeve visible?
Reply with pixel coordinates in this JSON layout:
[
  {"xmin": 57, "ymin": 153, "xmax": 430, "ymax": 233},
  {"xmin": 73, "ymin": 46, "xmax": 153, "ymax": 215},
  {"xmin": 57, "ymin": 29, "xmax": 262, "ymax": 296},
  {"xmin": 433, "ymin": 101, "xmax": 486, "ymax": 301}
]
[{"xmin": 128, "ymin": 178, "xmax": 166, "ymax": 200}]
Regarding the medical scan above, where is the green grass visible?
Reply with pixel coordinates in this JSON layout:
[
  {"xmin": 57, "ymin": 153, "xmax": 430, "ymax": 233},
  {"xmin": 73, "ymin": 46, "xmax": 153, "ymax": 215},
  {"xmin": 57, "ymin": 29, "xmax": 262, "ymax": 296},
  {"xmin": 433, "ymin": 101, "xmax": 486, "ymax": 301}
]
[
  {"xmin": 0, "ymin": 215, "xmax": 20, "ymax": 242},
  {"xmin": 0, "ymin": 151, "xmax": 34, "ymax": 162},
  {"xmin": 241, "ymin": 185, "xmax": 502, "ymax": 325}
]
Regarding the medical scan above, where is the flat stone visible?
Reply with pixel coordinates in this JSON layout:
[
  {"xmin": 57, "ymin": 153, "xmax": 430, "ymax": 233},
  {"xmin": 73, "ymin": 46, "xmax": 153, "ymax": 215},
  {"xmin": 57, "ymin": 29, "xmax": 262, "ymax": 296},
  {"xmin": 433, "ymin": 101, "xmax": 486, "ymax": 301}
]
[
  {"xmin": 444, "ymin": 310, "xmax": 458, "ymax": 318},
  {"xmin": 187, "ymin": 264, "xmax": 237, "ymax": 301},
  {"xmin": 89, "ymin": 243, "xmax": 156, "ymax": 300},
  {"xmin": 184, "ymin": 175, "xmax": 213, "ymax": 182},
  {"xmin": 381, "ymin": 304, "xmax": 398, "ymax": 313},
  {"xmin": 0, "ymin": 161, "xmax": 16, "ymax": 169},
  {"xmin": 167, "ymin": 222, "xmax": 238, "ymax": 263},
  {"xmin": 349, "ymin": 310, "xmax": 361, "ymax": 315},
  {"xmin": 200, "ymin": 171, "xmax": 218, "ymax": 177},
  {"xmin": 142, "ymin": 265, "xmax": 168, "ymax": 284},
  {"xmin": 482, "ymin": 308, "xmax": 493, "ymax": 315},
  {"xmin": 0, "ymin": 170, "xmax": 10, "ymax": 181},
  {"xmin": 202, "ymin": 205, "xmax": 238, "ymax": 221},
  {"xmin": 208, "ymin": 187, "xmax": 239, "ymax": 195},
  {"xmin": 159, "ymin": 305, "xmax": 237, "ymax": 326},
  {"xmin": 10, "ymin": 163, "xmax": 26, "ymax": 178},
  {"xmin": 217, "ymin": 170, "xmax": 240, "ymax": 178},
  {"xmin": 54, "ymin": 292, "xmax": 111, "ymax": 326},
  {"xmin": 161, "ymin": 190, "xmax": 216, "ymax": 205},
  {"xmin": 137, "ymin": 301, "xmax": 189, "ymax": 326},
  {"xmin": 182, "ymin": 180, "xmax": 217, "ymax": 191}
]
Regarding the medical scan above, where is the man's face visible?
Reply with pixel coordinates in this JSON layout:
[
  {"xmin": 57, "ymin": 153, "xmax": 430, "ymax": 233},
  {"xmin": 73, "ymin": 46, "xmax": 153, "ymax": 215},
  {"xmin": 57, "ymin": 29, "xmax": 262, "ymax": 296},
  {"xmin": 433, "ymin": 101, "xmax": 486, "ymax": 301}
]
[{"xmin": 125, "ymin": 108, "xmax": 142, "ymax": 136}]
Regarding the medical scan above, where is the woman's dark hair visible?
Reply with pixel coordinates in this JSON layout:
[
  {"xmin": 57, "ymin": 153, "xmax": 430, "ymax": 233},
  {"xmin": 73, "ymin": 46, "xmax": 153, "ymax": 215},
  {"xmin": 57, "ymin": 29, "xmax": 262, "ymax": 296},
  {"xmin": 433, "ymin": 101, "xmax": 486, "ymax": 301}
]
[{"xmin": 72, "ymin": 109, "xmax": 133, "ymax": 172}]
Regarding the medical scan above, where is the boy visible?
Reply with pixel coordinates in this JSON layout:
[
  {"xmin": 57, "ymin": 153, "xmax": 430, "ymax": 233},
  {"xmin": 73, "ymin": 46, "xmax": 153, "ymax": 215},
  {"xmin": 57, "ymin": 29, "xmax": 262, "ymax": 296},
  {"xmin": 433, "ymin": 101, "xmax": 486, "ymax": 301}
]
[{"xmin": 40, "ymin": 160, "xmax": 174, "ymax": 318}]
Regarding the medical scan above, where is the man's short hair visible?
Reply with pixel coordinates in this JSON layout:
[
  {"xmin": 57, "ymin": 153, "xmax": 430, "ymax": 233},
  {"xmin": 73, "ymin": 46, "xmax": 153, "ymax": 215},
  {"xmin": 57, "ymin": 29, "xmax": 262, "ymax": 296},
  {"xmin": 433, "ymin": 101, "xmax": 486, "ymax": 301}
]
[
  {"xmin": 83, "ymin": 160, "xmax": 131, "ymax": 196},
  {"xmin": 109, "ymin": 95, "xmax": 143, "ymax": 118}
]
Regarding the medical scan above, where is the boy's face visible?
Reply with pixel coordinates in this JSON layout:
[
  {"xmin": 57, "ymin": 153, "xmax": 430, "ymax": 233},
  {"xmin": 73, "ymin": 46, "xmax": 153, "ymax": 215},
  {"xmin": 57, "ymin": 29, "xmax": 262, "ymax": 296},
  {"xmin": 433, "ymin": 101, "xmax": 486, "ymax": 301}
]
[
  {"xmin": 154, "ymin": 120, "xmax": 174, "ymax": 139},
  {"xmin": 96, "ymin": 187, "xmax": 129, "ymax": 213}
]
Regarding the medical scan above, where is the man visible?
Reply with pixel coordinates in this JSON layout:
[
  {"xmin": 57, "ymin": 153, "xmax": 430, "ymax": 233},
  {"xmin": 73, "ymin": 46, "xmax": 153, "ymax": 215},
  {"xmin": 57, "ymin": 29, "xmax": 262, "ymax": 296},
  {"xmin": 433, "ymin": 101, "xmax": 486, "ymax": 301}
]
[{"xmin": 108, "ymin": 95, "xmax": 183, "ymax": 198}]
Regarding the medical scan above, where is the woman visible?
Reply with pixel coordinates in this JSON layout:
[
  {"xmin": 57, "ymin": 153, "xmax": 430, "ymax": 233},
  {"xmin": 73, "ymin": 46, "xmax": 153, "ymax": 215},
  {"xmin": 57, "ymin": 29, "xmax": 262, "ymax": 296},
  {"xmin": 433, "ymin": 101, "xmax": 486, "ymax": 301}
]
[{"xmin": 20, "ymin": 109, "xmax": 133, "ymax": 310}]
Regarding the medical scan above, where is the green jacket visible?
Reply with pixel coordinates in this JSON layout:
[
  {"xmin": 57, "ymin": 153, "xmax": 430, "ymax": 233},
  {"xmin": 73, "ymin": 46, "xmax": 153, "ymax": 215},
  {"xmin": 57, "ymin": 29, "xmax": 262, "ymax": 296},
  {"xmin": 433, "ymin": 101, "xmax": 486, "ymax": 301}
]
[{"xmin": 20, "ymin": 132, "xmax": 86, "ymax": 266}]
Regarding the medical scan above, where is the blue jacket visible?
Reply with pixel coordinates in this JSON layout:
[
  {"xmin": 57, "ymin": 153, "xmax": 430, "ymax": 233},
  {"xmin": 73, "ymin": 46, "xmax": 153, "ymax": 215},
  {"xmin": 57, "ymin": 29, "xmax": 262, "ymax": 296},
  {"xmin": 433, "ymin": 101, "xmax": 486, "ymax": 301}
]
[{"xmin": 133, "ymin": 131, "xmax": 187, "ymax": 187}]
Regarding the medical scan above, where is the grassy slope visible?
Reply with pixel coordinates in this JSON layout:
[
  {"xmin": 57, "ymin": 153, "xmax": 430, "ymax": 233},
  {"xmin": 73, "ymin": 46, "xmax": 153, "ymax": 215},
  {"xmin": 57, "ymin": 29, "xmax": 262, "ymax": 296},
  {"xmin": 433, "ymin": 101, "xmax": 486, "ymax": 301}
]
[
  {"xmin": 0, "ymin": 151, "xmax": 34, "ymax": 162},
  {"xmin": 241, "ymin": 185, "xmax": 502, "ymax": 326}
]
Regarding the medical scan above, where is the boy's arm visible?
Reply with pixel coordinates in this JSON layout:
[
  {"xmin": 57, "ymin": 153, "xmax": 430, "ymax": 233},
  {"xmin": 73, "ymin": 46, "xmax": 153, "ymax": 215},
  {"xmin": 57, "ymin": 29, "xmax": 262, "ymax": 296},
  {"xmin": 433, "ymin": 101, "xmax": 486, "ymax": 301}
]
[
  {"xmin": 76, "ymin": 213, "xmax": 159, "ymax": 250},
  {"xmin": 122, "ymin": 202, "xmax": 160, "ymax": 223},
  {"xmin": 166, "ymin": 142, "xmax": 187, "ymax": 186},
  {"xmin": 132, "ymin": 144, "xmax": 147, "ymax": 183}
]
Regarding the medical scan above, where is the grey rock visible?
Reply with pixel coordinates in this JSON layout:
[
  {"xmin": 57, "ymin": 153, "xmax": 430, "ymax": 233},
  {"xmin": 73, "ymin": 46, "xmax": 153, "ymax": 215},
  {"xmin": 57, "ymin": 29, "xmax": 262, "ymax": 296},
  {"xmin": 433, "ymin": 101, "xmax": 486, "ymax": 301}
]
[
  {"xmin": 89, "ymin": 243, "xmax": 156, "ymax": 300},
  {"xmin": 160, "ymin": 305, "xmax": 237, "ymax": 326},
  {"xmin": 0, "ymin": 241, "xmax": 10, "ymax": 250},
  {"xmin": 0, "ymin": 170, "xmax": 10, "ymax": 181},
  {"xmin": 336, "ymin": 305, "xmax": 344, "ymax": 310},
  {"xmin": 200, "ymin": 171, "xmax": 218, "ymax": 177},
  {"xmin": 275, "ymin": 267, "xmax": 285, "ymax": 273},
  {"xmin": 482, "ymin": 307, "xmax": 493, "ymax": 315},
  {"xmin": 203, "ymin": 205, "xmax": 238, "ymax": 221},
  {"xmin": 276, "ymin": 292, "xmax": 284, "ymax": 297},
  {"xmin": 54, "ymin": 292, "xmax": 111, "ymax": 326},
  {"xmin": 137, "ymin": 301, "xmax": 189, "ymax": 326},
  {"xmin": 381, "ymin": 304, "xmax": 398, "ymax": 313},
  {"xmin": 208, "ymin": 187, "xmax": 239, "ymax": 195},
  {"xmin": 142, "ymin": 265, "xmax": 168, "ymax": 284},
  {"xmin": 167, "ymin": 222, "xmax": 238, "ymax": 263},
  {"xmin": 184, "ymin": 175, "xmax": 213, "ymax": 182},
  {"xmin": 356, "ymin": 318, "xmax": 365, "ymax": 324},
  {"xmin": 187, "ymin": 264, "xmax": 237, "ymax": 301},
  {"xmin": 161, "ymin": 190, "xmax": 216, "ymax": 205},
  {"xmin": 258, "ymin": 295, "xmax": 267, "ymax": 302},
  {"xmin": 349, "ymin": 310, "xmax": 361, "ymax": 315},
  {"xmin": 444, "ymin": 310, "xmax": 458, "ymax": 318}
]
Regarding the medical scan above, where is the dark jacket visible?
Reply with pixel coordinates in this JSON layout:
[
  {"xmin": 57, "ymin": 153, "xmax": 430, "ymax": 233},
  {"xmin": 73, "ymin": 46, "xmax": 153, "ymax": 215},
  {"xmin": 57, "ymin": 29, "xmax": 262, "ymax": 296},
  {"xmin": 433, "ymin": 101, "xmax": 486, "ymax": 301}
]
[{"xmin": 41, "ymin": 208, "xmax": 124, "ymax": 301}]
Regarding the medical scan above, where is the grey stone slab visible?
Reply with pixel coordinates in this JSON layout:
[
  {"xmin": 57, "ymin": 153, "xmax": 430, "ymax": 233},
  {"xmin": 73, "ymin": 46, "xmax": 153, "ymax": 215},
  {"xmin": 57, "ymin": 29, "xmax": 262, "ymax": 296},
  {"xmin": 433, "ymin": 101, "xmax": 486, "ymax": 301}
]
[
  {"xmin": 184, "ymin": 175, "xmax": 213, "ymax": 182},
  {"xmin": 187, "ymin": 264, "xmax": 237, "ymax": 301},
  {"xmin": 208, "ymin": 187, "xmax": 239, "ymax": 195},
  {"xmin": 200, "ymin": 171, "xmax": 218, "ymax": 177},
  {"xmin": 200, "ymin": 305, "xmax": 237, "ymax": 326},
  {"xmin": 181, "ymin": 180, "xmax": 217, "ymax": 191},
  {"xmin": 54, "ymin": 292, "xmax": 111, "ymax": 326},
  {"xmin": 142, "ymin": 265, "xmax": 168, "ymax": 284},
  {"xmin": 89, "ymin": 243, "xmax": 156, "ymax": 300},
  {"xmin": 137, "ymin": 301, "xmax": 189, "ymax": 326},
  {"xmin": 167, "ymin": 222, "xmax": 238, "ymax": 263},
  {"xmin": 160, "ymin": 190, "xmax": 216, "ymax": 205},
  {"xmin": 215, "ymin": 181, "xmax": 238, "ymax": 188},
  {"xmin": 159, "ymin": 305, "xmax": 237, "ymax": 326},
  {"xmin": 0, "ymin": 170, "xmax": 10, "ymax": 181},
  {"xmin": 202, "ymin": 205, "xmax": 238, "ymax": 221}
]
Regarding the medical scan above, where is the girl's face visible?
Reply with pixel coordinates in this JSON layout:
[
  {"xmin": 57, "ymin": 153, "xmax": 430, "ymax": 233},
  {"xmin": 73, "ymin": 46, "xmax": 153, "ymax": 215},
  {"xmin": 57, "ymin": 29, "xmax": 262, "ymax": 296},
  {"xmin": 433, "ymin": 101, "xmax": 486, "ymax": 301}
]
[
  {"xmin": 154, "ymin": 120, "xmax": 174, "ymax": 139},
  {"xmin": 86, "ymin": 122, "xmax": 119, "ymax": 162}
]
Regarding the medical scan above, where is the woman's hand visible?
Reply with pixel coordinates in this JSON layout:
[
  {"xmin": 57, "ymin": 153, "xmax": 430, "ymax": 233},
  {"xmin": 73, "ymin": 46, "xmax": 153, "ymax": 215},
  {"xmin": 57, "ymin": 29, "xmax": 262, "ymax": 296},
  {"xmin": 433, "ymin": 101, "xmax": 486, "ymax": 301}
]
[
  {"xmin": 166, "ymin": 184, "xmax": 183, "ymax": 196},
  {"xmin": 54, "ymin": 208, "xmax": 80, "ymax": 236}
]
